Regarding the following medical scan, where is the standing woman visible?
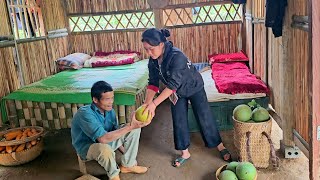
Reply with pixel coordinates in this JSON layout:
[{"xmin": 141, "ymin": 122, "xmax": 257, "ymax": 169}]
[{"xmin": 141, "ymin": 28, "xmax": 232, "ymax": 167}]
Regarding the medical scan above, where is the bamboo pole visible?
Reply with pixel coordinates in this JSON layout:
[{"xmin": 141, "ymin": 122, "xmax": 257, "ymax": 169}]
[
  {"xmin": 39, "ymin": 102, "xmax": 49, "ymax": 128},
  {"xmin": 45, "ymin": 102, "xmax": 54, "ymax": 129},
  {"xmin": 65, "ymin": 103, "xmax": 72, "ymax": 128},
  {"xmin": 58, "ymin": 103, "xmax": 67, "ymax": 128},
  {"xmin": 27, "ymin": 101, "xmax": 36, "ymax": 126},
  {"xmin": 51, "ymin": 102, "xmax": 61, "ymax": 129},
  {"xmin": 118, "ymin": 105, "xmax": 126, "ymax": 125},
  {"xmin": 15, "ymin": 100, "xmax": 25, "ymax": 127},
  {"xmin": 7, "ymin": 100, "xmax": 18, "ymax": 127},
  {"xmin": 22, "ymin": 100, "xmax": 31, "ymax": 126}
]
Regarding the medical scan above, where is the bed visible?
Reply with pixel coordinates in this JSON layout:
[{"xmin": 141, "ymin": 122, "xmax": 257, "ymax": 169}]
[
  {"xmin": 188, "ymin": 62, "xmax": 269, "ymax": 132},
  {"xmin": 0, "ymin": 59, "xmax": 149, "ymax": 129}
]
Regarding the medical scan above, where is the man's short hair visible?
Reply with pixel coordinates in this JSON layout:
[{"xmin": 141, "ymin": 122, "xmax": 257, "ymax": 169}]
[{"xmin": 91, "ymin": 81, "xmax": 113, "ymax": 100}]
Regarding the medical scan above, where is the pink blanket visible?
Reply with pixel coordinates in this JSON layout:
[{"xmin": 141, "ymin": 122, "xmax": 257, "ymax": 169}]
[{"xmin": 211, "ymin": 62, "xmax": 269, "ymax": 94}]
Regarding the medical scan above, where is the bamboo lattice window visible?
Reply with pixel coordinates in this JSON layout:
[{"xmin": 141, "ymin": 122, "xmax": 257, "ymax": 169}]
[
  {"xmin": 7, "ymin": 0, "xmax": 45, "ymax": 39},
  {"xmin": 69, "ymin": 11, "xmax": 155, "ymax": 32},
  {"xmin": 163, "ymin": 3, "xmax": 242, "ymax": 27}
]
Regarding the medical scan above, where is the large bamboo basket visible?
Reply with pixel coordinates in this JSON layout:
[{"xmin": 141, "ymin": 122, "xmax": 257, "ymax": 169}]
[
  {"xmin": 215, "ymin": 164, "xmax": 257, "ymax": 180},
  {"xmin": 0, "ymin": 126, "xmax": 44, "ymax": 166},
  {"xmin": 233, "ymin": 117, "xmax": 279, "ymax": 168},
  {"xmin": 0, "ymin": 139, "xmax": 43, "ymax": 166},
  {"xmin": 0, "ymin": 126, "xmax": 44, "ymax": 146}
]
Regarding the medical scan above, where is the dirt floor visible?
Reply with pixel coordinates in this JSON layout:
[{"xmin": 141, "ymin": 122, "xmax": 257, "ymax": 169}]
[{"xmin": 0, "ymin": 101, "xmax": 309, "ymax": 180}]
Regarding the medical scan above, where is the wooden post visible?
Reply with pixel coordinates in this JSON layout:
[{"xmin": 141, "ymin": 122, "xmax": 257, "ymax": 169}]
[
  {"xmin": 153, "ymin": 9, "xmax": 163, "ymax": 29},
  {"xmin": 280, "ymin": 1, "xmax": 295, "ymax": 148},
  {"xmin": 310, "ymin": 0, "xmax": 320, "ymax": 179},
  {"xmin": 244, "ymin": 0, "xmax": 253, "ymax": 72}
]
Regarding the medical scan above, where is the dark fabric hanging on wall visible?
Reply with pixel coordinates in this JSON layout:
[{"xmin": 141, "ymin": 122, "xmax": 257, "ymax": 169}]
[
  {"xmin": 265, "ymin": 0, "xmax": 288, "ymax": 37},
  {"xmin": 232, "ymin": 0, "xmax": 246, "ymax": 4}
]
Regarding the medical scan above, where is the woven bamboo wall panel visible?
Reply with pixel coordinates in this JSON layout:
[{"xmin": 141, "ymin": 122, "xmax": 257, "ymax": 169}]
[
  {"xmin": 69, "ymin": 33, "xmax": 96, "ymax": 55},
  {"xmin": 0, "ymin": 47, "xmax": 21, "ymax": 126},
  {"xmin": 293, "ymin": 29, "xmax": 309, "ymax": 143},
  {"xmin": 252, "ymin": 0, "xmax": 265, "ymax": 18},
  {"xmin": 168, "ymin": 0, "xmax": 226, "ymax": 5},
  {"xmin": 66, "ymin": 0, "xmax": 150, "ymax": 14},
  {"xmin": 0, "ymin": 0, "xmax": 12, "ymax": 36},
  {"xmin": 70, "ymin": 31, "xmax": 149, "ymax": 59},
  {"xmin": 0, "ymin": 47, "xmax": 21, "ymax": 97},
  {"xmin": 92, "ymin": 31, "xmax": 149, "ymax": 59},
  {"xmin": 253, "ymin": 24, "xmax": 267, "ymax": 82},
  {"xmin": 17, "ymin": 40, "xmax": 53, "ymax": 85},
  {"xmin": 46, "ymin": 36, "xmax": 69, "ymax": 67},
  {"xmin": 169, "ymin": 23, "xmax": 241, "ymax": 63},
  {"xmin": 42, "ymin": 0, "xmax": 67, "ymax": 31},
  {"xmin": 70, "ymin": 23, "xmax": 240, "ymax": 63}
]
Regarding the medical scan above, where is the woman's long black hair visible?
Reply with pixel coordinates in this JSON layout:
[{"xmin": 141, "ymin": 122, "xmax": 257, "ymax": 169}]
[{"xmin": 141, "ymin": 28, "xmax": 170, "ymax": 46}]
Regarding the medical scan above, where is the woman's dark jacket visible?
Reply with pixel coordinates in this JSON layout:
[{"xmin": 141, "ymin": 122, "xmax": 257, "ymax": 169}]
[{"xmin": 147, "ymin": 41, "xmax": 204, "ymax": 98}]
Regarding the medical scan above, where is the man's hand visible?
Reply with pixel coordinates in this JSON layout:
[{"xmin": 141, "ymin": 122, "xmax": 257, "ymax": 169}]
[{"xmin": 129, "ymin": 112, "xmax": 152, "ymax": 129}]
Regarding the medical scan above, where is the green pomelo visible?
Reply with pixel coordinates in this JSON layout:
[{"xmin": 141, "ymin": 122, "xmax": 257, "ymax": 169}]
[
  {"xmin": 236, "ymin": 162, "xmax": 257, "ymax": 180},
  {"xmin": 226, "ymin": 161, "xmax": 240, "ymax": 173},
  {"xmin": 135, "ymin": 106, "xmax": 149, "ymax": 122},
  {"xmin": 252, "ymin": 107, "xmax": 269, "ymax": 122},
  {"xmin": 219, "ymin": 170, "xmax": 238, "ymax": 180},
  {"xmin": 233, "ymin": 104, "xmax": 252, "ymax": 122}
]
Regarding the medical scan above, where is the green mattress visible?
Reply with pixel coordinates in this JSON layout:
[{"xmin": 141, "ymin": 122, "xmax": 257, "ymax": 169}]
[{"xmin": 1, "ymin": 59, "xmax": 149, "ymax": 121}]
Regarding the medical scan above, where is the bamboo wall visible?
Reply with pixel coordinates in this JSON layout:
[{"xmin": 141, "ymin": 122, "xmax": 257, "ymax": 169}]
[
  {"xmin": 0, "ymin": 0, "xmax": 12, "ymax": 36},
  {"xmin": 290, "ymin": 0, "xmax": 309, "ymax": 144},
  {"xmin": 169, "ymin": 24, "xmax": 241, "ymax": 63},
  {"xmin": 249, "ymin": 0, "xmax": 310, "ymax": 143},
  {"xmin": 17, "ymin": 40, "xmax": 53, "ymax": 85},
  {"xmin": 69, "ymin": 31, "xmax": 151, "ymax": 59},
  {"xmin": 66, "ymin": 0, "xmax": 150, "ymax": 14},
  {"xmin": 42, "ymin": 0, "xmax": 67, "ymax": 31},
  {"xmin": 168, "ymin": 0, "xmax": 226, "ymax": 5},
  {"xmin": 67, "ymin": 0, "xmax": 241, "ymax": 62}
]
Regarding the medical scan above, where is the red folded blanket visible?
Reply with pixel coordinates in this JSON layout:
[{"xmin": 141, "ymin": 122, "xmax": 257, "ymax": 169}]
[{"xmin": 211, "ymin": 62, "xmax": 269, "ymax": 94}]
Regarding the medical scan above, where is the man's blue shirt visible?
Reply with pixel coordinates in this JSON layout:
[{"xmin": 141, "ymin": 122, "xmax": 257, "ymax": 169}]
[{"xmin": 71, "ymin": 103, "xmax": 118, "ymax": 160}]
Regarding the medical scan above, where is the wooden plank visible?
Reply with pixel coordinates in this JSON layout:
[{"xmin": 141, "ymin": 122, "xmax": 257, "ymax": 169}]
[
  {"xmin": 280, "ymin": 1, "xmax": 295, "ymax": 147},
  {"xmin": 310, "ymin": 0, "xmax": 320, "ymax": 179}
]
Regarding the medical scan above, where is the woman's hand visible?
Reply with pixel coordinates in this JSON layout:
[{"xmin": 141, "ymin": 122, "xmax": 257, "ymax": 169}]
[{"xmin": 143, "ymin": 101, "xmax": 156, "ymax": 120}]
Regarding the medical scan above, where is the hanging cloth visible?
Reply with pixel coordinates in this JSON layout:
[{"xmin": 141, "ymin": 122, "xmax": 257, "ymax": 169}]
[{"xmin": 265, "ymin": 0, "xmax": 288, "ymax": 37}]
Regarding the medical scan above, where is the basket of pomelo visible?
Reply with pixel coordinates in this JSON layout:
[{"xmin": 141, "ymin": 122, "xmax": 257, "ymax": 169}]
[
  {"xmin": 216, "ymin": 161, "xmax": 257, "ymax": 180},
  {"xmin": 232, "ymin": 100, "xmax": 279, "ymax": 168}
]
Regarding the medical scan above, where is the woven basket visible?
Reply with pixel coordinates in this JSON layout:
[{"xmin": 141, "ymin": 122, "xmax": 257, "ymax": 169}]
[
  {"xmin": 0, "ymin": 126, "xmax": 44, "ymax": 166},
  {"xmin": 0, "ymin": 139, "xmax": 43, "ymax": 166},
  {"xmin": 233, "ymin": 117, "xmax": 279, "ymax": 168},
  {"xmin": 215, "ymin": 164, "xmax": 257, "ymax": 180}
]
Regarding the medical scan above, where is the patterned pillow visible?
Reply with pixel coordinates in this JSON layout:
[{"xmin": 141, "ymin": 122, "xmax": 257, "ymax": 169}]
[
  {"xmin": 84, "ymin": 50, "xmax": 141, "ymax": 68},
  {"xmin": 56, "ymin": 53, "xmax": 91, "ymax": 70},
  {"xmin": 208, "ymin": 50, "xmax": 249, "ymax": 64}
]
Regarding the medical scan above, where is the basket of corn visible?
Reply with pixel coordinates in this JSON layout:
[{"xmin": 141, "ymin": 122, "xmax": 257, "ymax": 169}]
[{"xmin": 0, "ymin": 126, "xmax": 44, "ymax": 166}]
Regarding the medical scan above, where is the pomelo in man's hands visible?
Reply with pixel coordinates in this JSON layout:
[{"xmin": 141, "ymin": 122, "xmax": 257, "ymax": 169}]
[{"xmin": 135, "ymin": 106, "xmax": 149, "ymax": 122}]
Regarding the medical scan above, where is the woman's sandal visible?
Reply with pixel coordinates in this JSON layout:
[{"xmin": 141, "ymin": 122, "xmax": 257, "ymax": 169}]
[
  {"xmin": 219, "ymin": 149, "xmax": 232, "ymax": 162},
  {"xmin": 172, "ymin": 157, "xmax": 190, "ymax": 167}
]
